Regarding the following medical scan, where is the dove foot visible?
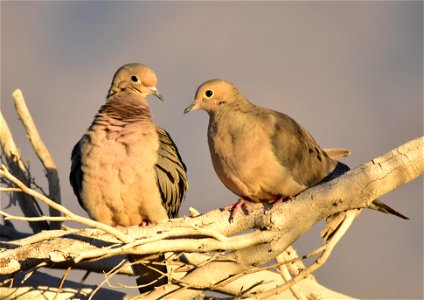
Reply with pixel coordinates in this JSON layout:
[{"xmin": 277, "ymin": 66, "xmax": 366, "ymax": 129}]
[
  {"xmin": 225, "ymin": 198, "xmax": 251, "ymax": 223},
  {"xmin": 272, "ymin": 195, "xmax": 293, "ymax": 207},
  {"xmin": 139, "ymin": 220, "xmax": 152, "ymax": 227}
]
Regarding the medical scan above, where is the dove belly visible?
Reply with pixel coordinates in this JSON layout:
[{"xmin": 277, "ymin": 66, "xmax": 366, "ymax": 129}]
[
  {"xmin": 79, "ymin": 126, "xmax": 167, "ymax": 226},
  {"xmin": 209, "ymin": 127, "xmax": 306, "ymax": 203}
]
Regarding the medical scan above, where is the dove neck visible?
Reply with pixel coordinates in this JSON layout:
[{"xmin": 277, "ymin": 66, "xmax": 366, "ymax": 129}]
[
  {"xmin": 207, "ymin": 95, "xmax": 254, "ymax": 118},
  {"xmin": 96, "ymin": 93, "xmax": 153, "ymax": 124}
]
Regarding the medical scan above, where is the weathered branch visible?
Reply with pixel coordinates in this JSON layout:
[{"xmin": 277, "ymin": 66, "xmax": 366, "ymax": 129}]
[
  {"xmin": 0, "ymin": 271, "xmax": 128, "ymax": 300},
  {"xmin": 142, "ymin": 136, "xmax": 424, "ymax": 299},
  {"xmin": 1, "ymin": 136, "xmax": 422, "ymax": 299},
  {"xmin": 0, "ymin": 112, "xmax": 48, "ymax": 233},
  {"xmin": 0, "ymin": 165, "xmax": 133, "ymax": 244},
  {"xmin": 254, "ymin": 209, "xmax": 361, "ymax": 299},
  {"xmin": 12, "ymin": 89, "xmax": 62, "ymax": 229}
]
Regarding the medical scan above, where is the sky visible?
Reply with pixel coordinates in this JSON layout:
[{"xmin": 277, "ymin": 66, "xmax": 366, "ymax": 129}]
[{"xmin": 1, "ymin": 1, "xmax": 423, "ymax": 299}]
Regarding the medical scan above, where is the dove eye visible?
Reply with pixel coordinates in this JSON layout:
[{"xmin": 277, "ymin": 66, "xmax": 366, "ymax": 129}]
[
  {"xmin": 131, "ymin": 75, "xmax": 140, "ymax": 83},
  {"xmin": 204, "ymin": 89, "xmax": 214, "ymax": 98}
]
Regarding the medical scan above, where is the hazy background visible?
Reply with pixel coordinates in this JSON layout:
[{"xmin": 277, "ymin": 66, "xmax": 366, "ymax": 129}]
[{"xmin": 1, "ymin": 1, "xmax": 422, "ymax": 299}]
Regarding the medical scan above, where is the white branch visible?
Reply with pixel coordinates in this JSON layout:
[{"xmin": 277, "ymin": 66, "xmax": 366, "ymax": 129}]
[
  {"xmin": 1, "ymin": 135, "xmax": 422, "ymax": 298},
  {"xmin": 12, "ymin": 89, "xmax": 62, "ymax": 229},
  {"xmin": 0, "ymin": 112, "xmax": 48, "ymax": 233},
  {"xmin": 144, "ymin": 136, "xmax": 423, "ymax": 299},
  {"xmin": 0, "ymin": 165, "xmax": 132, "ymax": 243}
]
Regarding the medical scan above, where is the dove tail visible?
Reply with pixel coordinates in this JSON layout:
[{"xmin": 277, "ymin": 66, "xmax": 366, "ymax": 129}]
[
  {"xmin": 319, "ymin": 162, "xmax": 408, "ymax": 220},
  {"xmin": 370, "ymin": 199, "xmax": 409, "ymax": 220},
  {"xmin": 320, "ymin": 161, "xmax": 350, "ymax": 184},
  {"xmin": 128, "ymin": 254, "xmax": 168, "ymax": 294}
]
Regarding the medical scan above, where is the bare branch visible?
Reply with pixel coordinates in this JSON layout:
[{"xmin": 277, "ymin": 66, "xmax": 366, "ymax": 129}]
[
  {"xmin": 12, "ymin": 89, "xmax": 62, "ymax": 229},
  {"xmin": 253, "ymin": 209, "xmax": 361, "ymax": 298},
  {"xmin": 0, "ymin": 165, "xmax": 132, "ymax": 243},
  {"xmin": 0, "ymin": 187, "xmax": 22, "ymax": 193},
  {"xmin": 145, "ymin": 136, "xmax": 423, "ymax": 299},
  {"xmin": 0, "ymin": 271, "xmax": 128, "ymax": 300},
  {"xmin": 0, "ymin": 112, "xmax": 48, "ymax": 232},
  {"xmin": 1, "ymin": 136, "xmax": 422, "ymax": 299},
  {"xmin": 0, "ymin": 210, "xmax": 68, "ymax": 222}
]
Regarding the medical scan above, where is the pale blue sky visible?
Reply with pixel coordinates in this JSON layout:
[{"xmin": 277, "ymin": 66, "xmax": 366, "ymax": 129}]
[{"xmin": 2, "ymin": 1, "xmax": 423, "ymax": 298}]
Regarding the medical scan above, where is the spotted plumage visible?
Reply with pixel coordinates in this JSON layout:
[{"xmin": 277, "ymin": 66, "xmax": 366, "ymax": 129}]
[{"xmin": 185, "ymin": 79, "xmax": 406, "ymax": 220}]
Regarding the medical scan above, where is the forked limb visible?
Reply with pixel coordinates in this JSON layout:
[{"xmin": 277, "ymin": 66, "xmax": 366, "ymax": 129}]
[{"xmin": 251, "ymin": 209, "xmax": 361, "ymax": 298}]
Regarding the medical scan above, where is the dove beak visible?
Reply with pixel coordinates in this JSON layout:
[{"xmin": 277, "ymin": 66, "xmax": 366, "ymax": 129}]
[
  {"xmin": 149, "ymin": 87, "xmax": 163, "ymax": 101},
  {"xmin": 184, "ymin": 102, "xmax": 200, "ymax": 114}
]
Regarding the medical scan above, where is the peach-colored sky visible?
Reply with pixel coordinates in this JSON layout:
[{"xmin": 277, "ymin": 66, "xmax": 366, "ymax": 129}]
[{"xmin": 2, "ymin": 1, "xmax": 422, "ymax": 298}]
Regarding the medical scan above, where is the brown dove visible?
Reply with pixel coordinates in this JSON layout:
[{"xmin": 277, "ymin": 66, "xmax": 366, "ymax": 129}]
[
  {"xmin": 70, "ymin": 63, "xmax": 188, "ymax": 293},
  {"xmin": 184, "ymin": 79, "xmax": 407, "ymax": 220}
]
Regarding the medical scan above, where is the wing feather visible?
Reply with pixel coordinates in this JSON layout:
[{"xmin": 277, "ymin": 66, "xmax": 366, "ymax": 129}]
[
  {"xmin": 155, "ymin": 127, "xmax": 188, "ymax": 218},
  {"xmin": 69, "ymin": 140, "xmax": 85, "ymax": 210}
]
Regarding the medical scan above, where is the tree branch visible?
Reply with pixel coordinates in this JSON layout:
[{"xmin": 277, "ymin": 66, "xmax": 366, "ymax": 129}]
[
  {"xmin": 144, "ymin": 136, "xmax": 423, "ymax": 299},
  {"xmin": 0, "ymin": 112, "xmax": 48, "ymax": 233},
  {"xmin": 0, "ymin": 165, "xmax": 133, "ymax": 244},
  {"xmin": 1, "ymin": 136, "xmax": 422, "ymax": 299},
  {"xmin": 12, "ymin": 89, "xmax": 62, "ymax": 229}
]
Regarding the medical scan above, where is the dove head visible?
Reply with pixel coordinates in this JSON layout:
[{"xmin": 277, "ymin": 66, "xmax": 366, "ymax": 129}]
[
  {"xmin": 107, "ymin": 63, "xmax": 163, "ymax": 100},
  {"xmin": 184, "ymin": 79, "xmax": 243, "ymax": 114}
]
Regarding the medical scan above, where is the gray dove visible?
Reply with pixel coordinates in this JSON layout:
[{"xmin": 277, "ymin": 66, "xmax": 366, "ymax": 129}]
[
  {"xmin": 70, "ymin": 63, "xmax": 188, "ymax": 293},
  {"xmin": 184, "ymin": 79, "xmax": 407, "ymax": 220}
]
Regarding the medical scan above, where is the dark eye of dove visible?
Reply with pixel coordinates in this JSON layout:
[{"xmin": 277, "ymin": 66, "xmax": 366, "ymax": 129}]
[
  {"xmin": 204, "ymin": 89, "xmax": 214, "ymax": 98},
  {"xmin": 131, "ymin": 75, "xmax": 140, "ymax": 83}
]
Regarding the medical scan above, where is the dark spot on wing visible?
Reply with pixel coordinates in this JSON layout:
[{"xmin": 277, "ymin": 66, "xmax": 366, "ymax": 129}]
[{"xmin": 297, "ymin": 128, "xmax": 302, "ymax": 136}]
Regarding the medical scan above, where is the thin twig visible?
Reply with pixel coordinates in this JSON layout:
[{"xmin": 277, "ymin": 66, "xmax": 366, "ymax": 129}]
[
  {"xmin": 3, "ymin": 228, "xmax": 78, "ymax": 246},
  {"xmin": 0, "ymin": 165, "xmax": 132, "ymax": 243},
  {"xmin": 251, "ymin": 209, "xmax": 360, "ymax": 298},
  {"xmin": 115, "ymin": 260, "xmax": 168, "ymax": 290},
  {"xmin": 216, "ymin": 258, "xmax": 292, "ymax": 287},
  {"xmin": 54, "ymin": 266, "xmax": 72, "ymax": 300},
  {"xmin": 276, "ymin": 253, "xmax": 306, "ymax": 300},
  {"xmin": 20, "ymin": 262, "xmax": 49, "ymax": 284},
  {"xmin": 0, "ymin": 187, "xmax": 23, "ymax": 192},
  {"xmin": 0, "ymin": 210, "xmax": 68, "ymax": 222},
  {"xmin": 88, "ymin": 259, "xmax": 127, "ymax": 300}
]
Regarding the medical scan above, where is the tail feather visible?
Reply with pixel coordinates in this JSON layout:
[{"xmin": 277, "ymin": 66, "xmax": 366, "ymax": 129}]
[
  {"xmin": 128, "ymin": 254, "xmax": 168, "ymax": 294},
  {"xmin": 320, "ymin": 162, "xmax": 408, "ymax": 220},
  {"xmin": 370, "ymin": 199, "xmax": 409, "ymax": 220},
  {"xmin": 323, "ymin": 148, "xmax": 351, "ymax": 159},
  {"xmin": 319, "ymin": 161, "xmax": 350, "ymax": 184}
]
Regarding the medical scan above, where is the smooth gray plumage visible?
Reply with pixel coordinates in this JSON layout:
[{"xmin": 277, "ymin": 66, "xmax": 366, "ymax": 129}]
[
  {"xmin": 70, "ymin": 63, "xmax": 187, "ymax": 293},
  {"xmin": 184, "ymin": 79, "xmax": 407, "ymax": 219}
]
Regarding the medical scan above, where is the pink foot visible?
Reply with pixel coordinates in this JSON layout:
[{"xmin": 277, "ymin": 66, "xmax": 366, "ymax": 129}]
[
  {"xmin": 272, "ymin": 198, "xmax": 283, "ymax": 206},
  {"xmin": 224, "ymin": 198, "xmax": 251, "ymax": 223},
  {"xmin": 270, "ymin": 195, "xmax": 292, "ymax": 208},
  {"xmin": 139, "ymin": 220, "xmax": 152, "ymax": 227}
]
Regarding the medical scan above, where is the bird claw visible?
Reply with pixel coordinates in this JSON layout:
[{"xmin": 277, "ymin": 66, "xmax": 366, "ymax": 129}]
[
  {"xmin": 225, "ymin": 196, "xmax": 291, "ymax": 223},
  {"xmin": 272, "ymin": 195, "xmax": 292, "ymax": 207},
  {"xmin": 272, "ymin": 198, "xmax": 283, "ymax": 207},
  {"xmin": 262, "ymin": 195, "xmax": 292, "ymax": 211},
  {"xmin": 139, "ymin": 220, "xmax": 152, "ymax": 227},
  {"xmin": 225, "ymin": 199, "xmax": 251, "ymax": 223}
]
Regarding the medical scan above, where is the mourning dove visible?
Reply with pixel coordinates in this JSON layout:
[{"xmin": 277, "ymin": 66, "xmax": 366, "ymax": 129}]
[
  {"xmin": 184, "ymin": 79, "xmax": 407, "ymax": 220},
  {"xmin": 70, "ymin": 63, "xmax": 188, "ymax": 293}
]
